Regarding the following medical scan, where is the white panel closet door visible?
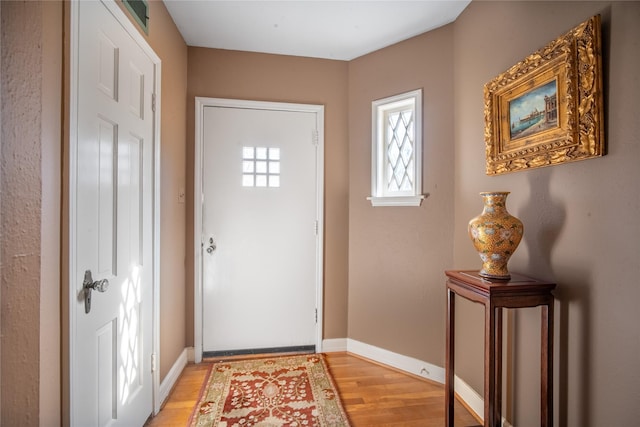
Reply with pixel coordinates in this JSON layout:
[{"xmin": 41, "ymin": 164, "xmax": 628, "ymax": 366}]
[{"xmin": 73, "ymin": 1, "xmax": 154, "ymax": 425}]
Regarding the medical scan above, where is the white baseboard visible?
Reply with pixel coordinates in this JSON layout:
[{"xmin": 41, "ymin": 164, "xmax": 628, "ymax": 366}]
[
  {"xmin": 346, "ymin": 339, "xmax": 445, "ymax": 384},
  {"xmin": 453, "ymin": 374, "xmax": 484, "ymax": 422},
  {"xmin": 321, "ymin": 338, "xmax": 348, "ymax": 352},
  {"xmin": 322, "ymin": 338, "xmax": 483, "ymax": 423},
  {"xmin": 158, "ymin": 348, "xmax": 189, "ymax": 407}
]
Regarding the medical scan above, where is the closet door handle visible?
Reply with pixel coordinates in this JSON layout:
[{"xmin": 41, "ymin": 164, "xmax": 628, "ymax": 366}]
[{"xmin": 83, "ymin": 269, "xmax": 110, "ymax": 314}]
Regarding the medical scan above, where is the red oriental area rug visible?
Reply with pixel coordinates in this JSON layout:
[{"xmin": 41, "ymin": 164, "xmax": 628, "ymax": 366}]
[{"xmin": 189, "ymin": 354, "xmax": 351, "ymax": 427}]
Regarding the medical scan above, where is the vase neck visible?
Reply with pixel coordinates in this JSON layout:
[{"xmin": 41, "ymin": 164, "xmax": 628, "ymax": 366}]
[{"xmin": 481, "ymin": 193, "xmax": 509, "ymax": 214}]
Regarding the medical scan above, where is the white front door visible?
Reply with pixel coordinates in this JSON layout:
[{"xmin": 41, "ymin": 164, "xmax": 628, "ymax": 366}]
[
  {"xmin": 200, "ymin": 102, "xmax": 322, "ymax": 355},
  {"xmin": 71, "ymin": 1, "xmax": 155, "ymax": 425}
]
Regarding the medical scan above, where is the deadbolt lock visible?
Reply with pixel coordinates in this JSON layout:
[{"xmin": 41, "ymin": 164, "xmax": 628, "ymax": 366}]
[{"xmin": 206, "ymin": 237, "xmax": 217, "ymax": 254}]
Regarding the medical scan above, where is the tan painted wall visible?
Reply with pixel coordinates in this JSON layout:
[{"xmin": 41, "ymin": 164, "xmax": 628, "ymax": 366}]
[
  {"xmin": 1, "ymin": 1, "xmax": 187, "ymax": 425},
  {"xmin": 453, "ymin": 2, "xmax": 640, "ymax": 425},
  {"xmin": 0, "ymin": 0, "xmax": 66, "ymax": 423},
  {"xmin": 116, "ymin": 0, "xmax": 189, "ymax": 381},
  {"xmin": 1, "ymin": 2, "xmax": 45, "ymax": 425},
  {"xmin": 348, "ymin": 1, "xmax": 640, "ymax": 423},
  {"xmin": 347, "ymin": 25, "xmax": 455, "ymax": 363},
  {"xmin": 186, "ymin": 48, "xmax": 350, "ymax": 342}
]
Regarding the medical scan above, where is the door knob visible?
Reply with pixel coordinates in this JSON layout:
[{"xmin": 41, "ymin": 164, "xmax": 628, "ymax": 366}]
[{"xmin": 83, "ymin": 269, "xmax": 110, "ymax": 314}]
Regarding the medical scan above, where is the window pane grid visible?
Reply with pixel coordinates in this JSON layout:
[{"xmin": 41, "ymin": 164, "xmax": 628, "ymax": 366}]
[
  {"xmin": 242, "ymin": 146, "xmax": 280, "ymax": 188},
  {"xmin": 385, "ymin": 107, "xmax": 415, "ymax": 193}
]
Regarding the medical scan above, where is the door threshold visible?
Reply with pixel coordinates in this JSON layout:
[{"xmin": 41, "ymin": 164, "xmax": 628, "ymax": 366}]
[{"xmin": 203, "ymin": 345, "xmax": 315, "ymax": 361}]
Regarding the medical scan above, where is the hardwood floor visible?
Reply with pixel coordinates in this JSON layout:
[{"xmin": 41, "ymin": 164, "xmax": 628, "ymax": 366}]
[
  {"xmin": 145, "ymin": 352, "xmax": 481, "ymax": 426},
  {"xmin": 326, "ymin": 353, "xmax": 480, "ymax": 426},
  {"xmin": 145, "ymin": 362, "xmax": 211, "ymax": 427}
]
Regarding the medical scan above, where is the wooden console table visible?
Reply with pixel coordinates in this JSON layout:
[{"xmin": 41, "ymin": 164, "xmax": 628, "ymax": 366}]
[{"xmin": 445, "ymin": 270, "xmax": 556, "ymax": 427}]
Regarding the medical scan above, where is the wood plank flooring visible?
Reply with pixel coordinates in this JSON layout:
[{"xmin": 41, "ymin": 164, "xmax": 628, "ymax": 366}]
[{"xmin": 145, "ymin": 352, "xmax": 481, "ymax": 426}]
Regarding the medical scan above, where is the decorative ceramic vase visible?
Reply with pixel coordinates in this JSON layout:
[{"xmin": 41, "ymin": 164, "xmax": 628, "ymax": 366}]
[{"xmin": 468, "ymin": 191, "xmax": 523, "ymax": 280}]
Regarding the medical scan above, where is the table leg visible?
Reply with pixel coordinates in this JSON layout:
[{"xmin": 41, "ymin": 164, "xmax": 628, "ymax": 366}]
[
  {"xmin": 495, "ymin": 306, "xmax": 503, "ymax": 426},
  {"xmin": 446, "ymin": 287, "xmax": 455, "ymax": 427},
  {"xmin": 541, "ymin": 301, "xmax": 554, "ymax": 427},
  {"xmin": 485, "ymin": 302, "xmax": 496, "ymax": 427}
]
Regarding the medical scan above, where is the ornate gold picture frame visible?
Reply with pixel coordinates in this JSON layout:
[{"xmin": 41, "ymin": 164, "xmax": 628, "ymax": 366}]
[{"xmin": 484, "ymin": 15, "xmax": 604, "ymax": 175}]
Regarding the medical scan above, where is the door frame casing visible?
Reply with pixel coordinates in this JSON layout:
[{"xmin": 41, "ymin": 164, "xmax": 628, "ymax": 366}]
[
  {"xmin": 194, "ymin": 97, "xmax": 325, "ymax": 363},
  {"xmin": 67, "ymin": 0, "xmax": 162, "ymax": 423}
]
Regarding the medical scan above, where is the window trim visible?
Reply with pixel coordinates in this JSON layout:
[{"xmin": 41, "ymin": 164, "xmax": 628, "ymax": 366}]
[{"xmin": 368, "ymin": 89, "xmax": 425, "ymax": 207}]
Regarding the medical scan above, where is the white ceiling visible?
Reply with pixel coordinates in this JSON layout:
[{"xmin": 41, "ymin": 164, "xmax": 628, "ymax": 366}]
[{"xmin": 163, "ymin": 1, "xmax": 471, "ymax": 61}]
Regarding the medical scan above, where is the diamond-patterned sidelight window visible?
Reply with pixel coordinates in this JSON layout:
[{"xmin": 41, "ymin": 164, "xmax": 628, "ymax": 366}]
[
  {"xmin": 242, "ymin": 147, "xmax": 280, "ymax": 188},
  {"xmin": 368, "ymin": 89, "xmax": 425, "ymax": 207}
]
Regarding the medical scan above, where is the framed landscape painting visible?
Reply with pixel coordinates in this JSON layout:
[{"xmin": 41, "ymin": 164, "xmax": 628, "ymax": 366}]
[
  {"xmin": 483, "ymin": 15, "xmax": 604, "ymax": 175},
  {"xmin": 509, "ymin": 80, "xmax": 557, "ymax": 141}
]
